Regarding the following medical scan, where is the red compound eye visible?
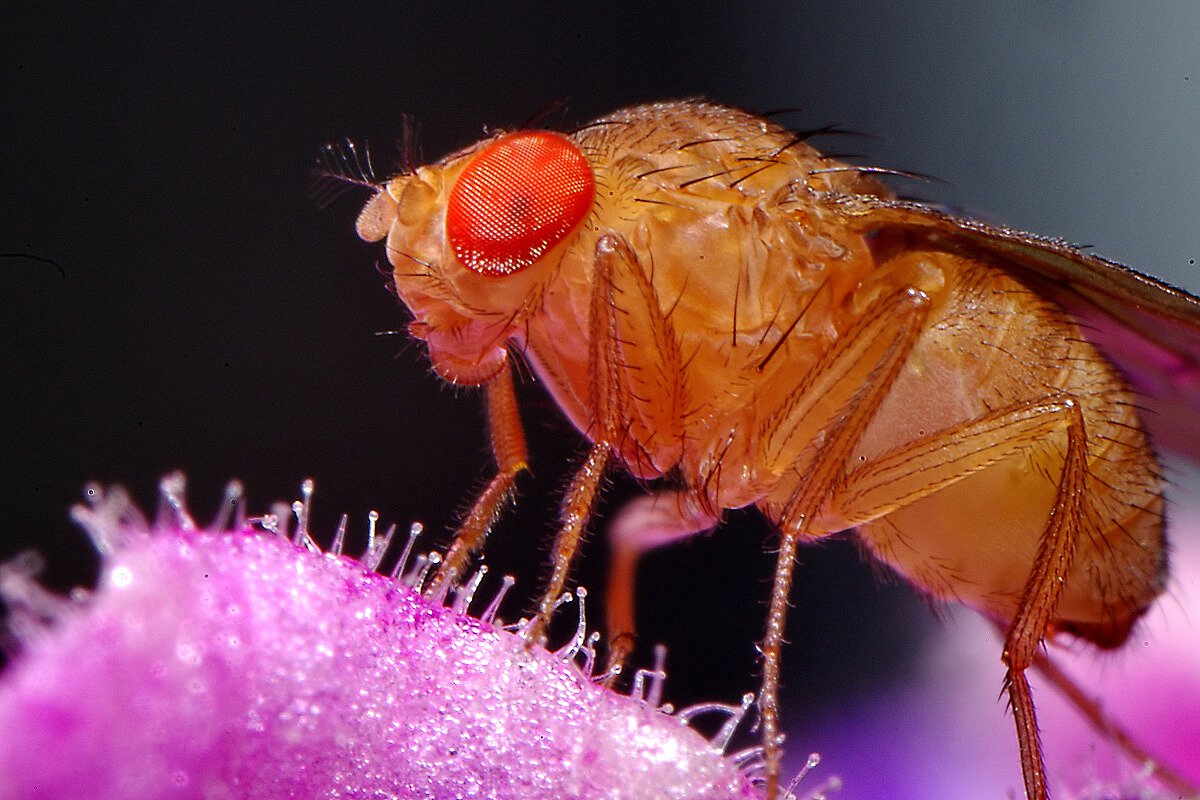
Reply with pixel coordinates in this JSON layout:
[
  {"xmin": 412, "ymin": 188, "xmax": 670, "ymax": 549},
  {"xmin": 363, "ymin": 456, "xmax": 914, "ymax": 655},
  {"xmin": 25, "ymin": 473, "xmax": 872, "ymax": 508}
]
[{"xmin": 446, "ymin": 131, "xmax": 595, "ymax": 276}]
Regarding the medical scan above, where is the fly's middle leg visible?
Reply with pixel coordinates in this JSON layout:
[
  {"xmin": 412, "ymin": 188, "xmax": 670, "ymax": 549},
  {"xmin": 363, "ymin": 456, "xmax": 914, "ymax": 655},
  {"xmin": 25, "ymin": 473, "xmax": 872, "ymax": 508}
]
[{"xmin": 755, "ymin": 287, "xmax": 932, "ymax": 799}]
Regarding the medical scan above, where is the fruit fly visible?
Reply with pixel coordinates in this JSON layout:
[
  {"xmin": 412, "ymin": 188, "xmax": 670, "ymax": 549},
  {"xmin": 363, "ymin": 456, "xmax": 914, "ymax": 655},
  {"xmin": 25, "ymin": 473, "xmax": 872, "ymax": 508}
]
[{"xmin": 337, "ymin": 100, "xmax": 1200, "ymax": 800}]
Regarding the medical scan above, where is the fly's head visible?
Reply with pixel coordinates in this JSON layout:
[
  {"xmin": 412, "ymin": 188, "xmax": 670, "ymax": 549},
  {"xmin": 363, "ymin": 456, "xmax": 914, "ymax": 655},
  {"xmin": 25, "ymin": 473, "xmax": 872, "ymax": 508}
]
[{"xmin": 357, "ymin": 130, "xmax": 596, "ymax": 385}]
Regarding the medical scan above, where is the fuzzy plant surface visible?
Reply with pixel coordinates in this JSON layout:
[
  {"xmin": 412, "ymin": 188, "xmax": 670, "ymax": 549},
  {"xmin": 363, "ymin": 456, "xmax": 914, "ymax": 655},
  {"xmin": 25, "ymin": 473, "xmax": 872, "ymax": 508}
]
[
  {"xmin": 4, "ymin": 474, "xmax": 1194, "ymax": 800},
  {"xmin": 0, "ymin": 477, "xmax": 768, "ymax": 800}
]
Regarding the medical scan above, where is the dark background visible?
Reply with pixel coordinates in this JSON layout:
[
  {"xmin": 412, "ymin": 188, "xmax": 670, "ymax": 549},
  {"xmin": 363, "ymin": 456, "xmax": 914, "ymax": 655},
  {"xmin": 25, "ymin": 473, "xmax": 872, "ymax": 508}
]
[{"xmin": 3, "ymin": 4, "xmax": 1197, "ymax": 795}]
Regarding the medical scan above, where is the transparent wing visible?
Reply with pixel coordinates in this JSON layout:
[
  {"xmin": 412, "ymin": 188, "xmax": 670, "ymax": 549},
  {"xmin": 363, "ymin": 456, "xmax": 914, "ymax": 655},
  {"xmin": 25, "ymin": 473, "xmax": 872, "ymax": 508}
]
[{"xmin": 826, "ymin": 193, "xmax": 1200, "ymax": 460}]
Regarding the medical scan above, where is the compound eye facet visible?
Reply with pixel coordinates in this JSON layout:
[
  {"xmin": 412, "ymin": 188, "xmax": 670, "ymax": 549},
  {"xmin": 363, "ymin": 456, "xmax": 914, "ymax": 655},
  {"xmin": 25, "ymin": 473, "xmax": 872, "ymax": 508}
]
[{"xmin": 446, "ymin": 131, "xmax": 595, "ymax": 276}]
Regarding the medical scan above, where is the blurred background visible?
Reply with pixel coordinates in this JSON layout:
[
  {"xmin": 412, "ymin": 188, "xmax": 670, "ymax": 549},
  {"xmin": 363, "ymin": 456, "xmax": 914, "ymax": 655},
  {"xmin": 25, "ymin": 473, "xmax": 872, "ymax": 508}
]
[{"xmin": 2, "ymin": 5, "xmax": 1197, "ymax": 798}]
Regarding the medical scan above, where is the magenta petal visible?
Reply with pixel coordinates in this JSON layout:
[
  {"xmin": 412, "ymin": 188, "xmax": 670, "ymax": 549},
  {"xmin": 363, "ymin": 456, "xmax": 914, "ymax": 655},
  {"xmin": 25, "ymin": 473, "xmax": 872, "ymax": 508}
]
[{"xmin": 0, "ymin": 505, "xmax": 759, "ymax": 800}]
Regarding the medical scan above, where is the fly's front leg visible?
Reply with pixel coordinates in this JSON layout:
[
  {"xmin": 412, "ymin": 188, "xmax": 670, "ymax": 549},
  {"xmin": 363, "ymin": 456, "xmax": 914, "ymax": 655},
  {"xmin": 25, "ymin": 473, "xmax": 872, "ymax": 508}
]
[
  {"xmin": 525, "ymin": 234, "xmax": 661, "ymax": 647},
  {"xmin": 427, "ymin": 363, "xmax": 527, "ymax": 595},
  {"xmin": 755, "ymin": 287, "xmax": 932, "ymax": 799}
]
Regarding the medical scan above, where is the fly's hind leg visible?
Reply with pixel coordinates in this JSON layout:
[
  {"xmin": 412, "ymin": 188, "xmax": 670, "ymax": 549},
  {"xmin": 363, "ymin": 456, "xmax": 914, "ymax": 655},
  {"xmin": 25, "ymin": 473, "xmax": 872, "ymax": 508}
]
[
  {"xmin": 827, "ymin": 397, "xmax": 1090, "ymax": 800},
  {"xmin": 1003, "ymin": 400, "xmax": 1085, "ymax": 800},
  {"xmin": 428, "ymin": 363, "xmax": 528, "ymax": 595}
]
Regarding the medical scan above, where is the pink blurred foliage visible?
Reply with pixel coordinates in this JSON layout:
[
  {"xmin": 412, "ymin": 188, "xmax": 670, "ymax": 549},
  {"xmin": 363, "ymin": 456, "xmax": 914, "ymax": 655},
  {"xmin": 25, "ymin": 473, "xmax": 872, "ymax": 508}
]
[
  {"xmin": 788, "ymin": 461, "xmax": 1200, "ymax": 799},
  {"xmin": 0, "ymin": 483, "xmax": 760, "ymax": 800}
]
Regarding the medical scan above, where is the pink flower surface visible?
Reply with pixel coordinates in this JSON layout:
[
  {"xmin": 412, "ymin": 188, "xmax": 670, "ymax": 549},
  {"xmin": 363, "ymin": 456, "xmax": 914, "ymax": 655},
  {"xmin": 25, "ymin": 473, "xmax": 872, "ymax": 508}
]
[
  {"xmin": 0, "ymin": 484, "xmax": 761, "ymax": 800},
  {"xmin": 5, "ymin": 472, "xmax": 1196, "ymax": 800}
]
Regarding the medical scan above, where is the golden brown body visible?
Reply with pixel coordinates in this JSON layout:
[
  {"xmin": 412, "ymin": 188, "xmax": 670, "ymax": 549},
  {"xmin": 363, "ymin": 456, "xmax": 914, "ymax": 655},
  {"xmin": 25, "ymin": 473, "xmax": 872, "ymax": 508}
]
[
  {"xmin": 529, "ymin": 104, "xmax": 1163, "ymax": 640},
  {"xmin": 353, "ymin": 101, "xmax": 1183, "ymax": 798}
]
